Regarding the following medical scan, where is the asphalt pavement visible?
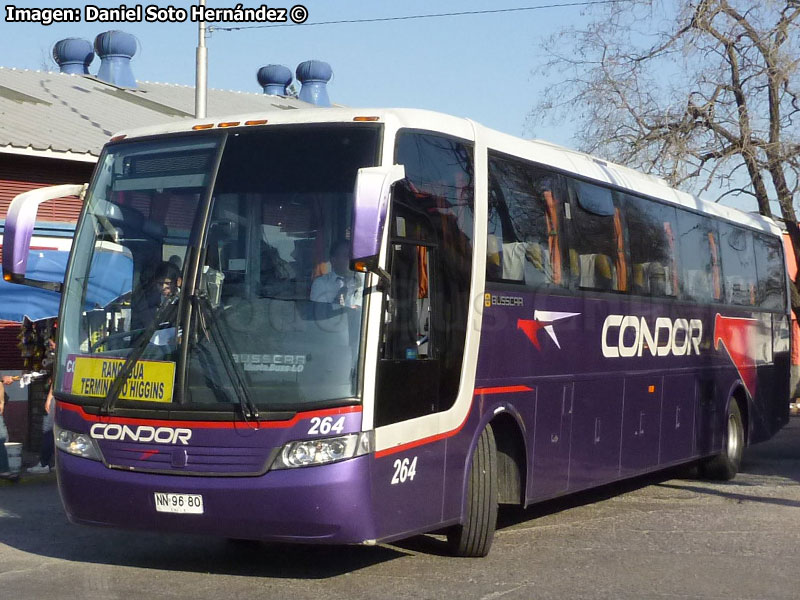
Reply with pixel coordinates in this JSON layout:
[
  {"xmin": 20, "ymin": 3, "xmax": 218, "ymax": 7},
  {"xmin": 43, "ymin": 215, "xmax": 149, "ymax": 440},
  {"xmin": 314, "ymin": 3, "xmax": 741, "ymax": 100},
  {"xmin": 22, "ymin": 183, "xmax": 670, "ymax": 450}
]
[{"xmin": 1, "ymin": 416, "xmax": 799, "ymax": 599}]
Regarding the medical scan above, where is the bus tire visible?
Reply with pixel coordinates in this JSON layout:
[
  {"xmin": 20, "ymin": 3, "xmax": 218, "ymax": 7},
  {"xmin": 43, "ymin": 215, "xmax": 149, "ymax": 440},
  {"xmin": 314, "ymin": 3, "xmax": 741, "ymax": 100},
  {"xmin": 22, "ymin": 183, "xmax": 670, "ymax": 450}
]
[
  {"xmin": 700, "ymin": 399, "xmax": 744, "ymax": 481},
  {"xmin": 447, "ymin": 424, "xmax": 498, "ymax": 557}
]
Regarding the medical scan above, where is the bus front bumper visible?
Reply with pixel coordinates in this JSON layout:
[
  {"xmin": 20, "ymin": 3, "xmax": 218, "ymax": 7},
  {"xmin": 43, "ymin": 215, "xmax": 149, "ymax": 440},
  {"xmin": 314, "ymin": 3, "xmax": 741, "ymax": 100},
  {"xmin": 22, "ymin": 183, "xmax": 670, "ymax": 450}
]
[{"xmin": 57, "ymin": 450, "xmax": 377, "ymax": 544}]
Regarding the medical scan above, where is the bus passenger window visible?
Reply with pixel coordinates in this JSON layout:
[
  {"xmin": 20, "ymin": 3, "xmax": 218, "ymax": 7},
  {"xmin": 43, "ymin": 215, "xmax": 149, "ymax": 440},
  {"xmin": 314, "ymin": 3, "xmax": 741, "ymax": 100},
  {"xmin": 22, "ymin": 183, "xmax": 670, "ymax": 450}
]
[
  {"xmin": 719, "ymin": 225, "xmax": 757, "ymax": 306},
  {"xmin": 676, "ymin": 210, "xmax": 720, "ymax": 303},
  {"xmin": 487, "ymin": 153, "xmax": 565, "ymax": 287},
  {"xmin": 623, "ymin": 193, "xmax": 678, "ymax": 297},
  {"xmin": 753, "ymin": 233, "xmax": 786, "ymax": 310},
  {"xmin": 566, "ymin": 179, "xmax": 625, "ymax": 292}
]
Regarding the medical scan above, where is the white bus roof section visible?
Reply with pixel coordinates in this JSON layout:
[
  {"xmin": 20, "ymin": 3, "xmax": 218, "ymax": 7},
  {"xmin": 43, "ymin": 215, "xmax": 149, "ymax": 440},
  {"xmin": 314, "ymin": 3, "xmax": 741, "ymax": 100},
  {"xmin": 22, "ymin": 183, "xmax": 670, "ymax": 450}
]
[
  {"xmin": 115, "ymin": 107, "xmax": 781, "ymax": 237},
  {"xmin": 112, "ymin": 107, "xmax": 477, "ymax": 141},
  {"xmin": 477, "ymin": 124, "xmax": 781, "ymax": 237}
]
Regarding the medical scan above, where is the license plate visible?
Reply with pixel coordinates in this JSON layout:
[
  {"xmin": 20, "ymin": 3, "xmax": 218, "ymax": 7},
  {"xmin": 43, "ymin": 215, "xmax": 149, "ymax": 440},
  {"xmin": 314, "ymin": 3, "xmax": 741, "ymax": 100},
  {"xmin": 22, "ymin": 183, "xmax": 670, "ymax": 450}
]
[{"xmin": 154, "ymin": 492, "xmax": 204, "ymax": 514}]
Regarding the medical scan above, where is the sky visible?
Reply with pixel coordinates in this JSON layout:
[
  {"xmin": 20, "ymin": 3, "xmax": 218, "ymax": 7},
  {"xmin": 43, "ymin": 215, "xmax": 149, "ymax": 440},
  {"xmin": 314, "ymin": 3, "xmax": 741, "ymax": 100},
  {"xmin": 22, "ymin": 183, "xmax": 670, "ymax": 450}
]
[
  {"xmin": 0, "ymin": 0, "xmax": 596, "ymax": 146},
  {"xmin": 0, "ymin": 0, "xmax": 767, "ymax": 213}
]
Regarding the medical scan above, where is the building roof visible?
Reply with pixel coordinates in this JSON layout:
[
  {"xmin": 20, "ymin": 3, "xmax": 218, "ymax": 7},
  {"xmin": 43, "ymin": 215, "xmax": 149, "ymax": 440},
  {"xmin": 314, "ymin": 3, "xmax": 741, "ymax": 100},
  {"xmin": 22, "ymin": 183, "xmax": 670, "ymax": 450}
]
[{"xmin": 0, "ymin": 67, "xmax": 311, "ymax": 161}]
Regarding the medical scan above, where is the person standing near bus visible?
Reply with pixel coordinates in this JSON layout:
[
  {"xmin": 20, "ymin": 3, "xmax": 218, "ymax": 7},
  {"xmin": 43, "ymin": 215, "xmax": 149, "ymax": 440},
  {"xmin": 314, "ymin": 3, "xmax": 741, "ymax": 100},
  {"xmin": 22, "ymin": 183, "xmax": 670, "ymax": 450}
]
[
  {"xmin": 27, "ymin": 335, "xmax": 57, "ymax": 474},
  {"xmin": 26, "ymin": 385, "xmax": 54, "ymax": 474},
  {"xmin": 0, "ymin": 377, "xmax": 11, "ymax": 477}
]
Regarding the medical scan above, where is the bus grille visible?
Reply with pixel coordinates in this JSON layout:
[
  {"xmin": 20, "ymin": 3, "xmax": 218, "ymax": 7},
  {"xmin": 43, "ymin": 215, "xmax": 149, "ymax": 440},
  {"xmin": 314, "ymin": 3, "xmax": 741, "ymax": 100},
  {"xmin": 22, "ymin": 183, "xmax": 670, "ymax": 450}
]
[{"xmin": 100, "ymin": 444, "xmax": 276, "ymax": 476}]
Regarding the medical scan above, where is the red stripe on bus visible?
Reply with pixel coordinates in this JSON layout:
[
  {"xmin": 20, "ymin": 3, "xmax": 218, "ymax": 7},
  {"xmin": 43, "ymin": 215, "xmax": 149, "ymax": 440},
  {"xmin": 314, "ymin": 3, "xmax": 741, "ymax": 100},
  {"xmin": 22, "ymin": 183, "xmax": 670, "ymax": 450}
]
[
  {"xmin": 374, "ymin": 435, "xmax": 440, "ymax": 458},
  {"xmin": 374, "ymin": 385, "xmax": 532, "ymax": 458},
  {"xmin": 374, "ymin": 422, "xmax": 467, "ymax": 459},
  {"xmin": 474, "ymin": 385, "xmax": 533, "ymax": 395},
  {"xmin": 57, "ymin": 401, "xmax": 361, "ymax": 429}
]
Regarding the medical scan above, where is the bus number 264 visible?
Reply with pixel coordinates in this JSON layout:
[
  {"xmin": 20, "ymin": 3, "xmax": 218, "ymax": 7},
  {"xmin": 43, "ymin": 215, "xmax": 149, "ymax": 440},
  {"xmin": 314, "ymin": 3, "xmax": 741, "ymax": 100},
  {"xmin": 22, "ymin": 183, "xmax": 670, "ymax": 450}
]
[
  {"xmin": 391, "ymin": 456, "xmax": 418, "ymax": 484},
  {"xmin": 308, "ymin": 416, "xmax": 345, "ymax": 435}
]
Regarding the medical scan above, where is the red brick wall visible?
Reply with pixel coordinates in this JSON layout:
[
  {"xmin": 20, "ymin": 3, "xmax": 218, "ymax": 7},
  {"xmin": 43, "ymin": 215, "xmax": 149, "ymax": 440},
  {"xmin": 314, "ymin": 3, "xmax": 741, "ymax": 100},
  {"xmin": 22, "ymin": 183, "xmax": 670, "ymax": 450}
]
[
  {"xmin": 0, "ymin": 321, "xmax": 23, "ymax": 370},
  {"xmin": 0, "ymin": 153, "xmax": 95, "ymax": 222}
]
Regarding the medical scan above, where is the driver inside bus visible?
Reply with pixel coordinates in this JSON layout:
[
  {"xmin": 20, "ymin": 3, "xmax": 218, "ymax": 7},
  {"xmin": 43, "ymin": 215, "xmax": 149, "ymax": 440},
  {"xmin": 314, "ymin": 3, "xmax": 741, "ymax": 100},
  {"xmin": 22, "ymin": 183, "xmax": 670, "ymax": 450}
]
[
  {"xmin": 132, "ymin": 261, "xmax": 182, "ymax": 330},
  {"xmin": 153, "ymin": 261, "xmax": 181, "ymax": 304},
  {"xmin": 310, "ymin": 240, "xmax": 363, "ymax": 308}
]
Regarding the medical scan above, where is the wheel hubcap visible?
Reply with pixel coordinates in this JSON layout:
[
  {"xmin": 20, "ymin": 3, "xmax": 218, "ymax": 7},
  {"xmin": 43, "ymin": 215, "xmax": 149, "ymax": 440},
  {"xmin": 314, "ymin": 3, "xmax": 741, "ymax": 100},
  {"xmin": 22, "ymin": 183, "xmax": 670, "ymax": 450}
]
[{"xmin": 727, "ymin": 414, "xmax": 741, "ymax": 459}]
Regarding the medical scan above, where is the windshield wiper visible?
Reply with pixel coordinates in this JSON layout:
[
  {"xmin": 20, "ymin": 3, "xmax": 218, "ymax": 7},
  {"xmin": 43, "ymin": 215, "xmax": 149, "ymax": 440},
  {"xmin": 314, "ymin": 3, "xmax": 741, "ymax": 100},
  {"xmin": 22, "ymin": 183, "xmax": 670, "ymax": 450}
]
[
  {"xmin": 100, "ymin": 298, "xmax": 179, "ymax": 415},
  {"xmin": 193, "ymin": 293, "xmax": 259, "ymax": 420}
]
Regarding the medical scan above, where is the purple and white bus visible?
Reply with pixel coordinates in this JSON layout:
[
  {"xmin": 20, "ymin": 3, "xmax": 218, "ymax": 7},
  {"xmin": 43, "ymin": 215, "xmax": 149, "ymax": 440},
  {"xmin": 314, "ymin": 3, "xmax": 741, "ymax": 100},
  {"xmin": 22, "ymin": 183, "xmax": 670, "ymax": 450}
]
[{"xmin": 2, "ymin": 109, "xmax": 790, "ymax": 556}]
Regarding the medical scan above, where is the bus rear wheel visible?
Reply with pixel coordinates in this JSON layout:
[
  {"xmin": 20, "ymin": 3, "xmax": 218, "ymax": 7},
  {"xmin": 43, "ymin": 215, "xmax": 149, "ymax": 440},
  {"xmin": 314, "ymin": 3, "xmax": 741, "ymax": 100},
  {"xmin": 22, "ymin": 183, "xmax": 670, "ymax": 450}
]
[
  {"xmin": 447, "ymin": 424, "xmax": 498, "ymax": 557},
  {"xmin": 700, "ymin": 400, "xmax": 744, "ymax": 481}
]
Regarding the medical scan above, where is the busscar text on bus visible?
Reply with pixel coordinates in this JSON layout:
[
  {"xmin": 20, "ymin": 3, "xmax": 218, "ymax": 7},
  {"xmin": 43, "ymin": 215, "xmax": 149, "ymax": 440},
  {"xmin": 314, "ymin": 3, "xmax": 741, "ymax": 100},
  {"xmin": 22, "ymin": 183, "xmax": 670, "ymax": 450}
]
[{"xmin": 1, "ymin": 109, "xmax": 790, "ymax": 557}]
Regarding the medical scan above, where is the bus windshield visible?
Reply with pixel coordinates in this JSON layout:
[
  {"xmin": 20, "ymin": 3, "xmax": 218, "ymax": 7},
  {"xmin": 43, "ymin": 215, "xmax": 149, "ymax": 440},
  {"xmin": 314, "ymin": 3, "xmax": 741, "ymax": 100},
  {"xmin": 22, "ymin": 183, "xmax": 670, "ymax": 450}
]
[{"xmin": 57, "ymin": 124, "xmax": 382, "ymax": 413}]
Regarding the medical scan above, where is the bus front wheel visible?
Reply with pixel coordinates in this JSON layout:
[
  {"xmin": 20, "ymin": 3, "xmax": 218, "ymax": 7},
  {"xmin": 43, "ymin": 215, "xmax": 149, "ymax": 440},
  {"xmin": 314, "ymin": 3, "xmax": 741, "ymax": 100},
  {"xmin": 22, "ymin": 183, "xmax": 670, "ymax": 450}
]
[
  {"xmin": 447, "ymin": 424, "xmax": 498, "ymax": 557},
  {"xmin": 700, "ymin": 399, "xmax": 744, "ymax": 480}
]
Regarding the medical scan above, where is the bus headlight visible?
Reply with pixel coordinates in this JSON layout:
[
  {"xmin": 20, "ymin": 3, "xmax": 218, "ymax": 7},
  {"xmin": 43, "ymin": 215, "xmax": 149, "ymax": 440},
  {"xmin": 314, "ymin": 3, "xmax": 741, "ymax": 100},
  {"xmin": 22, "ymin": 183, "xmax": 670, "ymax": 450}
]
[
  {"xmin": 54, "ymin": 425, "xmax": 102, "ymax": 461},
  {"xmin": 273, "ymin": 431, "xmax": 373, "ymax": 469}
]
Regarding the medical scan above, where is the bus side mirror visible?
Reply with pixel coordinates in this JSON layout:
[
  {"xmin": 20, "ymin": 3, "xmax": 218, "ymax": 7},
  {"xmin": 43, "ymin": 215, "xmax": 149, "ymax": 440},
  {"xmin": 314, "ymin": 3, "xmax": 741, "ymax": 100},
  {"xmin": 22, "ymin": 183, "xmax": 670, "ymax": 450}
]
[
  {"xmin": 2, "ymin": 183, "xmax": 86, "ymax": 292},
  {"xmin": 350, "ymin": 165, "xmax": 405, "ymax": 285}
]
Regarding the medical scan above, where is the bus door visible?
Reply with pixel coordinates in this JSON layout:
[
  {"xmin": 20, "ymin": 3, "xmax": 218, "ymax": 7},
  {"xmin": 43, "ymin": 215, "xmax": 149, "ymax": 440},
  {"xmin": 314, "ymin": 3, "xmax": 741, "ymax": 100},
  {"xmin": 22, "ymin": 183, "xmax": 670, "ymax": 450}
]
[
  {"xmin": 369, "ymin": 130, "xmax": 476, "ymax": 540},
  {"xmin": 376, "ymin": 242, "xmax": 439, "ymax": 424},
  {"xmin": 371, "ymin": 216, "xmax": 446, "ymax": 538}
]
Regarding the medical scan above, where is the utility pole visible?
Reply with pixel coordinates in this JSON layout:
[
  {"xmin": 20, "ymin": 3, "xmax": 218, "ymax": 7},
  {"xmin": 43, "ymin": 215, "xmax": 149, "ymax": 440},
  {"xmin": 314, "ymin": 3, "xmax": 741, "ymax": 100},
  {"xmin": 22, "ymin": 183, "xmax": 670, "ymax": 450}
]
[{"xmin": 195, "ymin": 0, "xmax": 208, "ymax": 118}]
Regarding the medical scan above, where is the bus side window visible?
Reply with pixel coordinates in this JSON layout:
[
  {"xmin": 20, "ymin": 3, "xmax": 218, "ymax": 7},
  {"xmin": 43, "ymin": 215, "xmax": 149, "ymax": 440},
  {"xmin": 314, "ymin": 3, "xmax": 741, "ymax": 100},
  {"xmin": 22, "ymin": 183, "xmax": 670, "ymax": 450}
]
[
  {"xmin": 753, "ymin": 233, "xmax": 786, "ymax": 310},
  {"xmin": 718, "ymin": 224, "xmax": 757, "ymax": 306},
  {"xmin": 486, "ymin": 153, "xmax": 565, "ymax": 287},
  {"xmin": 676, "ymin": 209, "xmax": 720, "ymax": 303},
  {"xmin": 566, "ymin": 179, "xmax": 626, "ymax": 292},
  {"xmin": 623, "ymin": 193, "xmax": 678, "ymax": 297}
]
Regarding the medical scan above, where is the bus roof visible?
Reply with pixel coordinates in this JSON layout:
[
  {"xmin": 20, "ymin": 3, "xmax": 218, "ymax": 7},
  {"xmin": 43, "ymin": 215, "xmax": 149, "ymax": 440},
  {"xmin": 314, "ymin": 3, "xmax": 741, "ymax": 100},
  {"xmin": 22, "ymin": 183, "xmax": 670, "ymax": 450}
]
[{"xmin": 111, "ymin": 107, "xmax": 781, "ymax": 237}]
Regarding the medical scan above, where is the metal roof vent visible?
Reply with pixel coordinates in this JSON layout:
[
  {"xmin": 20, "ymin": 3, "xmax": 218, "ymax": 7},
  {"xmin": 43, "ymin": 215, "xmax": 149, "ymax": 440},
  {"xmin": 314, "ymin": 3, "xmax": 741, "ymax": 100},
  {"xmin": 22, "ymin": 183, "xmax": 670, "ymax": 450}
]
[
  {"xmin": 296, "ymin": 60, "xmax": 332, "ymax": 107},
  {"xmin": 52, "ymin": 38, "xmax": 94, "ymax": 75},
  {"xmin": 257, "ymin": 64, "xmax": 293, "ymax": 96},
  {"xmin": 94, "ymin": 30, "xmax": 137, "ymax": 88}
]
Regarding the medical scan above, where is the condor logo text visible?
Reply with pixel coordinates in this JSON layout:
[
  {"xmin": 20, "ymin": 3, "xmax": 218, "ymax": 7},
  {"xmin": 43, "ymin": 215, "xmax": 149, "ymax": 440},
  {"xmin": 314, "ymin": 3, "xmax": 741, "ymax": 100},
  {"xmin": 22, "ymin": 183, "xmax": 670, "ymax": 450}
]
[
  {"xmin": 602, "ymin": 315, "xmax": 703, "ymax": 358},
  {"xmin": 90, "ymin": 423, "xmax": 192, "ymax": 445}
]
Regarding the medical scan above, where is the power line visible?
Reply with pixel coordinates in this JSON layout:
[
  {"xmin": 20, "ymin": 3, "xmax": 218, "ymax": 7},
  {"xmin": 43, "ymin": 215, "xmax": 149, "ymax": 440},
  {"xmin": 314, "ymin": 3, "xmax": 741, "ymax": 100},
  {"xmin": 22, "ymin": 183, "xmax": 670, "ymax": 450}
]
[{"xmin": 211, "ymin": 1, "xmax": 622, "ymax": 32}]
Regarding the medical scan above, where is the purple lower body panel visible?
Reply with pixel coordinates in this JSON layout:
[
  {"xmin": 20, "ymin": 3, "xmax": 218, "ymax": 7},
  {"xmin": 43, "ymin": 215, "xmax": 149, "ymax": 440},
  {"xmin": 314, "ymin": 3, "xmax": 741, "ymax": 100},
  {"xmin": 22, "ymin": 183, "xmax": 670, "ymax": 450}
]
[{"xmin": 58, "ymin": 451, "xmax": 377, "ymax": 543}]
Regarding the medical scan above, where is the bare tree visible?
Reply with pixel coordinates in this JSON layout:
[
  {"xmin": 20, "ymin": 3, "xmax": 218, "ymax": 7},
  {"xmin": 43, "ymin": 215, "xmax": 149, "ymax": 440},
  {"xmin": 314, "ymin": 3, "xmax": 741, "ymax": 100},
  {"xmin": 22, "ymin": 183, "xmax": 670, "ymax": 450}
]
[
  {"xmin": 530, "ymin": 0, "xmax": 800, "ymax": 315},
  {"xmin": 39, "ymin": 46, "xmax": 56, "ymax": 73}
]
